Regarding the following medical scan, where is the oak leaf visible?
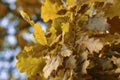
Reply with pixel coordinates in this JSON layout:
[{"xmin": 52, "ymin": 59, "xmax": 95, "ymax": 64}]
[
  {"xmin": 16, "ymin": 57, "xmax": 46, "ymax": 77},
  {"xmin": 41, "ymin": 0, "xmax": 62, "ymax": 22},
  {"xmin": 81, "ymin": 60, "xmax": 90, "ymax": 74},
  {"xmin": 61, "ymin": 45, "xmax": 72, "ymax": 57},
  {"xmin": 43, "ymin": 55, "xmax": 63, "ymax": 78},
  {"xmin": 66, "ymin": 56, "xmax": 76, "ymax": 69},
  {"xmin": 34, "ymin": 23, "xmax": 47, "ymax": 46},
  {"xmin": 76, "ymin": 35, "xmax": 103, "ymax": 53}
]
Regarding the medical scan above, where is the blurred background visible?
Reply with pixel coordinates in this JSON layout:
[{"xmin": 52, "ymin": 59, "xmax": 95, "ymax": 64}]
[{"xmin": 0, "ymin": 0, "xmax": 45, "ymax": 80}]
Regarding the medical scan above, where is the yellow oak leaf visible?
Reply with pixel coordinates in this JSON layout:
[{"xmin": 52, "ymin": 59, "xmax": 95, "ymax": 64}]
[
  {"xmin": 41, "ymin": 0, "xmax": 62, "ymax": 22},
  {"xmin": 34, "ymin": 23, "xmax": 47, "ymax": 46},
  {"xmin": 16, "ymin": 57, "xmax": 46, "ymax": 77}
]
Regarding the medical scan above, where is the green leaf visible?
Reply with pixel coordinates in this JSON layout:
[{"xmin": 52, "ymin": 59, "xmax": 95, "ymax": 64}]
[
  {"xmin": 34, "ymin": 23, "xmax": 47, "ymax": 46},
  {"xmin": 16, "ymin": 57, "xmax": 46, "ymax": 77}
]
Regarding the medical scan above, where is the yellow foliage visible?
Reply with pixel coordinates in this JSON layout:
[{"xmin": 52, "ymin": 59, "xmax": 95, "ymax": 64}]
[
  {"xmin": 61, "ymin": 23, "xmax": 69, "ymax": 32},
  {"xmin": 19, "ymin": 10, "xmax": 47, "ymax": 46},
  {"xmin": 67, "ymin": 0, "xmax": 76, "ymax": 7},
  {"xmin": 16, "ymin": 0, "xmax": 120, "ymax": 79},
  {"xmin": 16, "ymin": 57, "xmax": 46, "ymax": 77},
  {"xmin": 34, "ymin": 23, "xmax": 47, "ymax": 46},
  {"xmin": 41, "ymin": 0, "xmax": 62, "ymax": 22},
  {"xmin": 48, "ymin": 25, "xmax": 57, "ymax": 44}
]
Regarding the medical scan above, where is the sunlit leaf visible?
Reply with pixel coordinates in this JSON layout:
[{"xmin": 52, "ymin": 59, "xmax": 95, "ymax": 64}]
[
  {"xmin": 41, "ymin": 0, "xmax": 62, "ymax": 22},
  {"xmin": 16, "ymin": 57, "xmax": 46, "ymax": 77},
  {"xmin": 34, "ymin": 23, "xmax": 47, "ymax": 46}
]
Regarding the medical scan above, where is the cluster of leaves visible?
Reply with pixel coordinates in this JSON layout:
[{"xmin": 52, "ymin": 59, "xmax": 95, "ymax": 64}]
[
  {"xmin": 16, "ymin": 0, "xmax": 43, "ymax": 49},
  {"xmin": 16, "ymin": 0, "xmax": 120, "ymax": 80},
  {"xmin": 0, "ymin": 0, "xmax": 42, "ymax": 79}
]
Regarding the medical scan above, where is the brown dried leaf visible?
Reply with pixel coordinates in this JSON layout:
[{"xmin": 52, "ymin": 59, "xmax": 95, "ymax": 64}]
[
  {"xmin": 102, "ymin": 60, "xmax": 113, "ymax": 70},
  {"xmin": 76, "ymin": 35, "xmax": 103, "ymax": 53},
  {"xmin": 66, "ymin": 56, "xmax": 76, "ymax": 69},
  {"xmin": 80, "ymin": 50, "xmax": 88, "ymax": 62},
  {"xmin": 61, "ymin": 45, "xmax": 72, "ymax": 57},
  {"xmin": 43, "ymin": 55, "xmax": 63, "ymax": 78},
  {"xmin": 81, "ymin": 60, "xmax": 90, "ymax": 74}
]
